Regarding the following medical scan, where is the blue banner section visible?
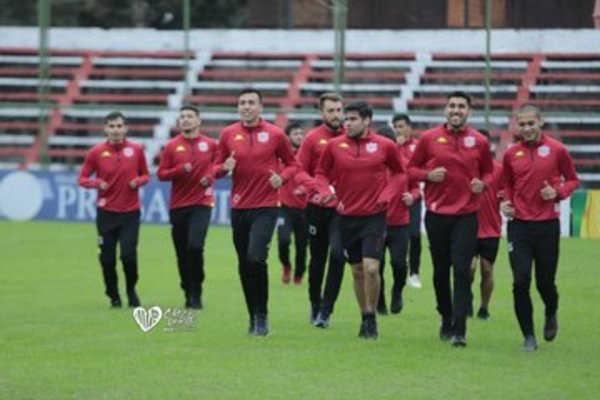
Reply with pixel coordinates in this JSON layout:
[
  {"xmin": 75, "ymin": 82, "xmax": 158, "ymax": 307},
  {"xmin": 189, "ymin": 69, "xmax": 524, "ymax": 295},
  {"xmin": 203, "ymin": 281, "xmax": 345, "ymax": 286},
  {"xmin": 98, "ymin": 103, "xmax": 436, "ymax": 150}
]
[{"xmin": 0, "ymin": 170, "xmax": 232, "ymax": 225}]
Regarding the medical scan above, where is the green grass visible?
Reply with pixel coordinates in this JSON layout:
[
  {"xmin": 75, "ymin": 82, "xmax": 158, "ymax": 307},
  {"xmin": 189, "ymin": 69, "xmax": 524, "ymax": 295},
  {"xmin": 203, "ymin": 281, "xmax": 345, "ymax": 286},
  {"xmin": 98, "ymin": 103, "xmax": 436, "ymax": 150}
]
[{"xmin": 1, "ymin": 220, "xmax": 599, "ymax": 399}]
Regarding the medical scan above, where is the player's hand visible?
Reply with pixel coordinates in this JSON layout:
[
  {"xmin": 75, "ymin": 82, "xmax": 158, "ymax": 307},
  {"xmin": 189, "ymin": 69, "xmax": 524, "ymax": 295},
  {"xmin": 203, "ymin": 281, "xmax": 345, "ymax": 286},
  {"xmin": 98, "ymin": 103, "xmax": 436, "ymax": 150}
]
[
  {"xmin": 427, "ymin": 167, "xmax": 447, "ymax": 182},
  {"xmin": 129, "ymin": 179, "xmax": 138, "ymax": 189},
  {"xmin": 500, "ymin": 200, "xmax": 515, "ymax": 218},
  {"xmin": 223, "ymin": 151, "xmax": 236, "ymax": 172},
  {"xmin": 269, "ymin": 170, "xmax": 283, "ymax": 189},
  {"xmin": 199, "ymin": 175, "xmax": 211, "ymax": 187},
  {"xmin": 402, "ymin": 192, "xmax": 414, "ymax": 206},
  {"xmin": 540, "ymin": 180, "xmax": 557, "ymax": 201},
  {"xmin": 471, "ymin": 178, "xmax": 485, "ymax": 194},
  {"xmin": 99, "ymin": 180, "xmax": 108, "ymax": 190},
  {"xmin": 183, "ymin": 162, "xmax": 193, "ymax": 173}
]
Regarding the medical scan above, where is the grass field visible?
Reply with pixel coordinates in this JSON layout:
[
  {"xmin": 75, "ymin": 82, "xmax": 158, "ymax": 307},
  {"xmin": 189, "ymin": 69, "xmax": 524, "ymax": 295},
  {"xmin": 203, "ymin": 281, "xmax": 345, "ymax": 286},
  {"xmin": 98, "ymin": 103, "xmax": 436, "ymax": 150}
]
[{"xmin": 1, "ymin": 220, "xmax": 599, "ymax": 399}]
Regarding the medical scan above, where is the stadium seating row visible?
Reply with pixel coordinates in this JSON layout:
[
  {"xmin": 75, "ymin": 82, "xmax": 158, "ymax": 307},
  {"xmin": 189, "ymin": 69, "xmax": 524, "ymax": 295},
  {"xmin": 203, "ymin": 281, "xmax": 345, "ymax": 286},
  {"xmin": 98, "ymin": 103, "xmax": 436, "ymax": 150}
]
[{"xmin": 0, "ymin": 48, "xmax": 598, "ymax": 187}]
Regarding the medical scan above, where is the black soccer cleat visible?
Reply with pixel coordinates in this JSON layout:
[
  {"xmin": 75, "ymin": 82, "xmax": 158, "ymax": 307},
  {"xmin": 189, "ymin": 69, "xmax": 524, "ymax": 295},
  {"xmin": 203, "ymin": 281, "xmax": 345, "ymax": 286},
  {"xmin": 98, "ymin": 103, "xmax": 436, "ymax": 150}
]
[{"xmin": 543, "ymin": 314, "xmax": 559, "ymax": 342}]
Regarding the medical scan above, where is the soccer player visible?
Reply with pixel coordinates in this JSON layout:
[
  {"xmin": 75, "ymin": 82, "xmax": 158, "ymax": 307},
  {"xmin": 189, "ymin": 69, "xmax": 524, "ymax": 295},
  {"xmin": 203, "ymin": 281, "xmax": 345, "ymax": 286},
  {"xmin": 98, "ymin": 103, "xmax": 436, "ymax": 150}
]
[
  {"xmin": 470, "ymin": 129, "xmax": 503, "ymax": 321},
  {"xmin": 157, "ymin": 105, "xmax": 221, "ymax": 309},
  {"xmin": 315, "ymin": 100, "xmax": 405, "ymax": 339},
  {"xmin": 393, "ymin": 113, "xmax": 423, "ymax": 289},
  {"xmin": 295, "ymin": 92, "xmax": 347, "ymax": 328},
  {"xmin": 215, "ymin": 88, "xmax": 298, "ymax": 336},
  {"xmin": 78, "ymin": 111, "xmax": 149, "ymax": 308},
  {"xmin": 501, "ymin": 104, "xmax": 579, "ymax": 351},
  {"xmin": 408, "ymin": 91, "xmax": 494, "ymax": 347},
  {"xmin": 277, "ymin": 121, "xmax": 308, "ymax": 285},
  {"xmin": 375, "ymin": 126, "xmax": 421, "ymax": 315}
]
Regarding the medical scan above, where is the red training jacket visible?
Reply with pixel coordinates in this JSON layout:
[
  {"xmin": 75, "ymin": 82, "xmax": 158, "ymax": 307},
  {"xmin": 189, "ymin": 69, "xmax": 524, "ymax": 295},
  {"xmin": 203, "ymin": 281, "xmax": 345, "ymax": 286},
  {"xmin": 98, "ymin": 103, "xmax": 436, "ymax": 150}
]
[
  {"xmin": 385, "ymin": 150, "xmax": 422, "ymax": 226},
  {"xmin": 215, "ymin": 119, "xmax": 298, "ymax": 209},
  {"xmin": 295, "ymin": 123, "xmax": 345, "ymax": 207},
  {"xmin": 157, "ymin": 133, "xmax": 223, "ymax": 209},
  {"xmin": 278, "ymin": 148, "xmax": 307, "ymax": 209},
  {"xmin": 399, "ymin": 136, "xmax": 419, "ymax": 160},
  {"xmin": 408, "ymin": 124, "xmax": 494, "ymax": 215},
  {"xmin": 477, "ymin": 160, "xmax": 503, "ymax": 238},
  {"xmin": 502, "ymin": 134, "xmax": 579, "ymax": 221},
  {"xmin": 316, "ymin": 131, "xmax": 405, "ymax": 216},
  {"xmin": 78, "ymin": 139, "xmax": 149, "ymax": 212}
]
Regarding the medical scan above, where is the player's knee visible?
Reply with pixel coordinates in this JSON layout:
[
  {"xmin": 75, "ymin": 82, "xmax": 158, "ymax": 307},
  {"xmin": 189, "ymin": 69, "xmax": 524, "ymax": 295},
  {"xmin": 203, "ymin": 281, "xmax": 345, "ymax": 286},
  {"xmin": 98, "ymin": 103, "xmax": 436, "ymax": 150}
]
[
  {"xmin": 364, "ymin": 262, "xmax": 379, "ymax": 278},
  {"xmin": 513, "ymin": 279, "xmax": 531, "ymax": 293}
]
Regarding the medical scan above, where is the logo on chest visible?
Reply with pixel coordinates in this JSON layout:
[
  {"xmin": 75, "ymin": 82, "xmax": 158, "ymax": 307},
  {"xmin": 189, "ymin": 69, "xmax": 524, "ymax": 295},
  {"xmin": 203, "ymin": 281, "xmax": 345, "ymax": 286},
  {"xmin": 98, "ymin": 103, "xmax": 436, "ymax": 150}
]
[
  {"xmin": 463, "ymin": 136, "xmax": 475, "ymax": 148},
  {"xmin": 538, "ymin": 145, "xmax": 550, "ymax": 157},
  {"xmin": 365, "ymin": 142, "xmax": 378, "ymax": 153},
  {"xmin": 198, "ymin": 141, "xmax": 209, "ymax": 152},
  {"xmin": 258, "ymin": 131, "xmax": 270, "ymax": 143},
  {"xmin": 123, "ymin": 147, "xmax": 134, "ymax": 157}
]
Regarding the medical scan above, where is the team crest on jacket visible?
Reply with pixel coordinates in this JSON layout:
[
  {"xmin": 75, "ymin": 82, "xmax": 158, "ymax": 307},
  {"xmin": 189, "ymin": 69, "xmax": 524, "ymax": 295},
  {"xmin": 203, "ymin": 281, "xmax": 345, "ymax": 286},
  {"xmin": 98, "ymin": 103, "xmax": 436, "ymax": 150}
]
[
  {"xmin": 258, "ymin": 131, "xmax": 269, "ymax": 143},
  {"xmin": 319, "ymin": 139, "xmax": 328, "ymax": 145},
  {"xmin": 409, "ymin": 144, "xmax": 416, "ymax": 152},
  {"xmin": 339, "ymin": 142, "xmax": 349, "ymax": 148},
  {"xmin": 123, "ymin": 147, "xmax": 134, "ymax": 157},
  {"xmin": 515, "ymin": 150, "xmax": 525, "ymax": 158},
  {"xmin": 366, "ymin": 142, "xmax": 378, "ymax": 153},
  {"xmin": 538, "ymin": 145, "xmax": 550, "ymax": 157},
  {"xmin": 436, "ymin": 136, "xmax": 448, "ymax": 144},
  {"xmin": 101, "ymin": 150, "xmax": 112, "ymax": 157},
  {"xmin": 175, "ymin": 145, "xmax": 186, "ymax": 152},
  {"xmin": 463, "ymin": 136, "xmax": 475, "ymax": 148},
  {"xmin": 198, "ymin": 141, "xmax": 209, "ymax": 152},
  {"xmin": 234, "ymin": 134, "xmax": 244, "ymax": 141}
]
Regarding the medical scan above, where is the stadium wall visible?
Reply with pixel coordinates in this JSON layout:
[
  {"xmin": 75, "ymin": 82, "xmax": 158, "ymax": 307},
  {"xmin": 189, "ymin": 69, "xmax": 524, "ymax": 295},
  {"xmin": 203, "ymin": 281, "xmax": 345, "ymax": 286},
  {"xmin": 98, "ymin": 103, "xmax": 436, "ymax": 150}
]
[
  {"xmin": 1, "ymin": 27, "xmax": 600, "ymax": 53},
  {"xmin": 0, "ymin": 169, "xmax": 586, "ymax": 238}
]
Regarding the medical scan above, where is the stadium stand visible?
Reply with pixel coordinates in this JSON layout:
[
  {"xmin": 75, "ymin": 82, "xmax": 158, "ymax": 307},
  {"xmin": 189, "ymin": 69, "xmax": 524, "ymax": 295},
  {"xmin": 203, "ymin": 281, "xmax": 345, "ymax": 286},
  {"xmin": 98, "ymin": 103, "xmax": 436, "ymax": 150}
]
[{"xmin": 0, "ymin": 48, "xmax": 598, "ymax": 187}]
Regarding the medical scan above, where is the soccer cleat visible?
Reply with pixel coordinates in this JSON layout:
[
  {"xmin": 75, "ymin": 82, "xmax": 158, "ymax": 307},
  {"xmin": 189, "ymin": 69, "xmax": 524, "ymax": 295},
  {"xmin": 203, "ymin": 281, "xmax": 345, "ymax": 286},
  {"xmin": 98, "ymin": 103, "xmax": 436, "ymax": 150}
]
[
  {"xmin": 282, "ymin": 265, "xmax": 292, "ymax": 284},
  {"xmin": 451, "ymin": 335, "xmax": 467, "ymax": 347},
  {"xmin": 476, "ymin": 307, "xmax": 490, "ymax": 320},
  {"xmin": 310, "ymin": 304, "xmax": 320, "ymax": 325},
  {"xmin": 543, "ymin": 314, "xmax": 559, "ymax": 342},
  {"xmin": 366, "ymin": 318, "xmax": 379, "ymax": 340},
  {"xmin": 407, "ymin": 274, "xmax": 422, "ymax": 289},
  {"xmin": 188, "ymin": 296, "xmax": 203, "ymax": 310},
  {"xmin": 390, "ymin": 291, "xmax": 403, "ymax": 314},
  {"xmin": 293, "ymin": 276, "xmax": 303, "ymax": 285},
  {"xmin": 248, "ymin": 315, "xmax": 256, "ymax": 335},
  {"xmin": 127, "ymin": 291, "xmax": 141, "ymax": 308},
  {"xmin": 439, "ymin": 319, "xmax": 453, "ymax": 341},
  {"xmin": 358, "ymin": 321, "xmax": 367, "ymax": 338},
  {"xmin": 314, "ymin": 307, "xmax": 331, "ymax": 328},
  {"xmin": 521, "ymin": 335, "xmax": 538, "ymax": 352},
  {"xmin": 254, "ymin": 313, "xmax": 269, "ymax": 336},
  {"xmin": 110, "ymin": 297, "xmax": 122, "ymax": 308}
]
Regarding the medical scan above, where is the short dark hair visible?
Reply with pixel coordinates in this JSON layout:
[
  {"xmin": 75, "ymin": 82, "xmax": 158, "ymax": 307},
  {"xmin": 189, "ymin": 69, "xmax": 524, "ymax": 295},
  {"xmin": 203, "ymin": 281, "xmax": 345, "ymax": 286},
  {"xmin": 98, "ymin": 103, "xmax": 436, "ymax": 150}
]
[
  {"xmin": 376, "ymin": 125, "xmax": 396, "ymax": 142},
  {"xmin": 446, "ymin": 91, "xmax": 472, "ymax": 107},
  {"xmin": 105, "ymin": 111, "xmax": 126, "ymax": 123},
  {"xmin": 344, "ymin": 100, "xmax": 373, "ymax": 120},
  {"xmin": 284, "ymin": 121, "xmax": 303, "ymax": 136},
  {"xmin": 318, "ymin": 92, "xmax": 344, "ymax": 109},
  {"xmin": 180, "ymin": 105, "xmax": 200, "ymax": 116},
  {"xmin": 392, "ymin": 113, "xmax": 411, "ymax": 125},
  {"xmin": 238, "ymin": 87, "xmax": 263, "ymax": 103}
]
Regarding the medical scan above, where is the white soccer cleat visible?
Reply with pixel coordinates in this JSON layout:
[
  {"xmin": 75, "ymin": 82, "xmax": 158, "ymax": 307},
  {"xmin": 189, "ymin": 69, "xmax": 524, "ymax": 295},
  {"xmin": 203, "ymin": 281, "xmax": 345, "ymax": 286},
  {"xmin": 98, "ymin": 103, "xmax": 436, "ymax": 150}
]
[{"xmin": 408, "ymin": 274, "xmax": 422, "ymax": 289}]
